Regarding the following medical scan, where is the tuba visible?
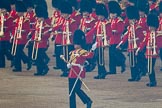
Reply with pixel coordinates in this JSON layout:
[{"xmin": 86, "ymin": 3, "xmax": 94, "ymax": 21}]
[
  {"xmin": 32, "ymin": 20, "xmax": 43, "ymax": 60},
  {"xmin": 11, "ymin": 16, "xmax": 23, "ymax": 56},
  {"xmin": 0, "ymin": 13, "xmax": 4, "ymax": 37}
]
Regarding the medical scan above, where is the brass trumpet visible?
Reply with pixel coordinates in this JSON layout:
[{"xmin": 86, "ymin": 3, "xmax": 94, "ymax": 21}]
[
  {"xmin": 0, "ymin": 13, "xmax": 4, "ymax": 37},
  {"xmin": 32, "ymin": 20, "xmax": 43, "ymax": 60},
  {"xmin": 11, "ymin": 16, "xmax": 23, "ymax": 56}
]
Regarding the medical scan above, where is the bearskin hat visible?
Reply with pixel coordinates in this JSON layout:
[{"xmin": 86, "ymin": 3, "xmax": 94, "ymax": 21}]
[
  {"xmin": 0, "ymin": 0, "xmax": 11, "ymax": 12},
  {"xmin": 34, "ymin": 0, "xmax": 47, "ymax": 10},
  {"xmin": 159, "ymin": 1, "xmax": 162, "ymax": 13},
  {"xmin": 80, "ymin": 0, "xmax": 92, "ymax": 13},
  {"xmin": 73, "ymin": 29, "xmax": 86, "ymax": 49},
  {"xmin": 24, "ymin": 0, "xmax": 34, "ymax": 9},
  {"xmin": 52, "ymin": 0, "xmax": 62, "ymax": 9},
  {"xmin": 148, "ymin": 0, "xmax": 157, "ymax": 3},
  {"xmin": 15, "ymin": 1, "xmax": 27, "ymax": 12},
  {"xmin": 96, "ymin": 3, "xmax": 108, "ymax": 18},
  {"xmin": 147, "ymin": 13, "xmax": 159, "ymax": 29},
  {"xmin": 137, "ymin": 0, "xmax": 149, "ymax": 14},
  {"xmin": 126, "ymin": 6, "xmax": 139, "ymax": 20},
  {"xmin": 128, "ymin": 0, "xmax": 137, "ymax": 4},
  {"xmin": 69, "ymin": 0, "xmax": 78, "ymax": 10},
  {"xmin": 108, "ymin": 1, "xmax": 121, "ymax": 16},
  {"xmin": 60, "ymin": 1, "xmax": 72, "ymax": 14},
  {"xmin": 35, "ymin": 5, "xmax": 48, "ymax": 19},
  {"xmin": 9, "ymin": 0, "xmax": 16, "ymax": 5}
]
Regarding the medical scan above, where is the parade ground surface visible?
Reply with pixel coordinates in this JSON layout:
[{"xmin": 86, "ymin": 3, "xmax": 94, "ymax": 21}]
[
  {"xmin": 1, "ymin": 42, "xmax": 162, "ymax": 108},
  {"xmin": 0, "ymin": 1, "xmax": 162, "ymax": 108}
]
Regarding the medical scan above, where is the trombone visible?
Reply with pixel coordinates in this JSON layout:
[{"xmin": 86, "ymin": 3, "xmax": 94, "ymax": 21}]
[
  {"xmin": 148, "ymin": 31, "xmax": 157, "ymax": 74},
  {"xmin": 32, "ymin": 20, "xmax": 43, "ymax": 60},
  {"xmin": 0, "ymin": 13, "xmax": 4, "ymax": 37},
  {"xmin": 128, "ymin": 23, "xmax": 137, "ymax": 67},
  {"xmin": 11, "ymin": 16, "xmax": 23, "ymax": 56},
  {"xmin": 62, "ymin": 20, "xmax": 71, "ymax": 61},
  {"xmin": 98, "ymin": 21, "xmax": 105, "ymax": 66}
]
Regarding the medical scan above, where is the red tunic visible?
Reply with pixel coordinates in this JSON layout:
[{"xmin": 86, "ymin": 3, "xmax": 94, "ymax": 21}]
[
  {"xmin": 0, "ymin": 13, "xmax": 14, "ymax": 41},
  {"xmin": 68, "ymin": 48, "xmax": 94, "ymax": 78},
  {"xmin": 138, "ymin": 31, "xmax": 162, "ymax": 58},
  {"xmin": 32, "ymin": 19, "xmax": 51, "ymax": 48},
  {"xmin": 86, "ymin": 19, "xmax": 112, "ymax": 47},
  {"xmin": 79, "ymin": 16, "xmax": 96, "ymax": 44},
  {"xmin": 121, "ymin": 23, "xmax": 145, "ymax": 52},
  {"xmin": 109, "ymin": 17, "xmax": 124, "ymax": 45},
  {"xmin": 13, "ymin": 16, "xmax": 30, "ymax": 45}
]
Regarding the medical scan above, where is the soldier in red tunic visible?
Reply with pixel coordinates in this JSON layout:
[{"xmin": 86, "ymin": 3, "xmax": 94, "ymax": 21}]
[
  {"xmin": 117, "ymin": 6, "xmax": 145, "ymax": 81},
  {"xmin": 158, "ymin": 1, "xmax": 162, "ymax": 71},
  {"xmin": 107, "ymin": 1, "xmax": 126, "ymax": 75},
  {"xmin": 32, "ymin": 5, "xmax": 51, "ymax": 76},
  {"xmin": 79, "ymin": 0, "xmax": 97, "ymax": 72},
  {"xmin": 0, "ymin": 0, "xmax": 14, "ymax": 68},
  {"xmin": 67, "ymin": 29, "xmax": 94, "ymax": 108},
  {"xmin": 24, "ymin": 0, "xmax": 37, "ymax": 63},
  {"xmin": 11, "ymin": 1, "xmax": 31, "ymax": 72},
  {"xmin": 136, "ymin": 14, "xmax": 161, "ymax": 87},
  {"xmin": 52, "ymin": 1, "xmax": 78, "ymax": 77},
  {"xmin": 51, "ymin": 0, "xmax": 62, "ymax": 70},
  {"xmin": 86, "ymin": 3, "xmax": 110, "ymax": 79}
]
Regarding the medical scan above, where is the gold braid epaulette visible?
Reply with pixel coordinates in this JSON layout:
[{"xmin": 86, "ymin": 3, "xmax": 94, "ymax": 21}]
[
  {"xmin": 117, "ymin": 17, "xmax": 123, "ymax": 23},
  {"xmin": 69, "ymin": 49, "xmax": 88, "ymax": 63}
]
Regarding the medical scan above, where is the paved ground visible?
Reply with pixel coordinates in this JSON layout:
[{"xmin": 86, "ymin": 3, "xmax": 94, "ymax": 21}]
[{"xmin": 0, "ymin": 1, "xmax": 162, "ymax": 108}]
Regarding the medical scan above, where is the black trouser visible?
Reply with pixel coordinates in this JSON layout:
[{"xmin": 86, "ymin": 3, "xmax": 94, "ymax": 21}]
[
  {"xmin": 147, "ymin": 58, "xmax": 156, "ymax": 83},
  {"xmin": 95, "ymin": 47, "xmax": 107, "ymax": 75},
  {"xmin": 55, "ymin": 44, "xmax": 63, "ymax": 68},
  {"xmin": 60, "ymin": 45, "xmax": 74, "ymax": 73},
  {"xmin": 69, "ymin": 78, "xmax": 91, "ymax": 108},
  {"xmin": 85, "ymin": 43, "xmax": 96, "ymax": 72},
  {"xmin": 136, "ymin": 51, "xmax": 147, "ymax": 75},
  {"xmin": 129, "ymin": 51, "xmax": 140, "ymax": 79},
  {"xmin": 0, "ymin": 41, "xmax": 13, "ymax": 67},
  {"xmin": 36, "ymin": 48, "xmax": 48, "ymax": 74},
  {"xmin": 27, "ymin": 41, "xmax": 34, "ymax": 61},
  {"xmin": 109, "ymin": 44, "xmax": 126, "ymax": 73},
  {"xmin": 14, "ymin": 44, "xmax": 30, "ymax": 71}
]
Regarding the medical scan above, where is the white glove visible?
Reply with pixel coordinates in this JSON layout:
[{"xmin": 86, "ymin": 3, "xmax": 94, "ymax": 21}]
[
  {"xmin": 91, "ymin": 42, "xmax": 97, "ymax": 51},
  {"xmin": 67, "ymin": 63, "xmax": 72, "ymax": 69}
]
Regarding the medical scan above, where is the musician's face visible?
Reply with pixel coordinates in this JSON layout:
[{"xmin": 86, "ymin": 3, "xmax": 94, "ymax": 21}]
[
  {"xmin": 38, "ymin": 18, "xmax": 44, "ymax": 22},
  {"xmin": 1, "ymin": 9, "xmax": 7, "ymax": 14},
  {"xmin": 10, "ymin": 4, "xmax": 16, "ymax": 10},
  {"xmin": 149, "ymin": 26, "xmax": 156, "ymax": 31},
  {"xmin": 139, "ymin": 11, "xmax": 145, "ymax": 17},
  {"xmin": 82, "ymin": 12, "xmax": 90, "ymax": 18},
  {"xmin": 62, "ymin": 13, "xmax": 70, "ymax": 19},
  {"xmin": 129, "ymin": 19, "xmax": 135, "ymax": 25},
  {"xmin": 74, "ymin": 44, "xmax": 81, "ymax": 49},
  {"xmin": 110, "ymin": 13, "xmax": 117, "ymax": 19},
  {"xmin": 160, "ymin": 13, "xmax": 162, "ymax": 17},
  {"xmin": 17, "ymin": 12, "xmax": 24, "ymax": 17},
  {"xmin": 98, "ymin": 15, "xmax": 104, "ymax": 20},
  {"xmin": 27, "ymin": 7, "xmax": 33, "ymax": 13}
]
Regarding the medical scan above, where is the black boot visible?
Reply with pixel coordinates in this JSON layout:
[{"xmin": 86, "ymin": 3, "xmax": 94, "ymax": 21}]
[{"xmin": 146, "ymin": 82, "xmax": 157, "ymax": 87}]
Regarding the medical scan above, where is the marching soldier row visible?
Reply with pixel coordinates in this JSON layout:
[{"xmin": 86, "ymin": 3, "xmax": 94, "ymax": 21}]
[{"xmin": 1, "ymin": 0, "xmax": 162, "ymax": 87}]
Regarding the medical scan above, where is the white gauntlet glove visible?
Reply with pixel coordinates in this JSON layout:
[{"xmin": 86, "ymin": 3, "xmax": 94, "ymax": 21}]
[
  {"xmin": 67, "ymin": 63, "xmax": 72, "ymax": 69},
  {"xmin": 91, "ymin": 42, "xmax": 97, "ymax": 51}
]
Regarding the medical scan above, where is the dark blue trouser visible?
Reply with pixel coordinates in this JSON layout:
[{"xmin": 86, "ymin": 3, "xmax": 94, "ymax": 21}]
[{"xmin": 69, "ymin": 78, "xmax": 91, "ymax": 108}]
